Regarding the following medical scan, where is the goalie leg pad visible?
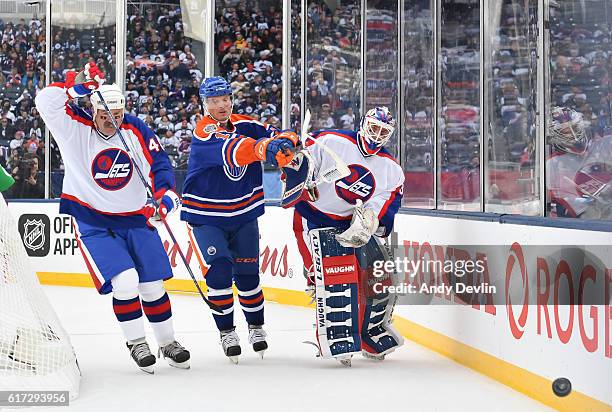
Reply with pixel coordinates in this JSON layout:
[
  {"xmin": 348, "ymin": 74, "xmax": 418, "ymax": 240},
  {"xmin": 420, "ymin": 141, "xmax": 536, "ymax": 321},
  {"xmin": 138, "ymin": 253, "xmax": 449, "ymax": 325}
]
[
  {"xmin": 311, "ymin": 228, "xmax": 362, "ymax": 359},
  {"xmin": 360, "ymin": 292, "xmax": 403, "ymax": 357},
  {"xmin": 355, "ymin": 236, "xmax": 403, "ymax": 357}
]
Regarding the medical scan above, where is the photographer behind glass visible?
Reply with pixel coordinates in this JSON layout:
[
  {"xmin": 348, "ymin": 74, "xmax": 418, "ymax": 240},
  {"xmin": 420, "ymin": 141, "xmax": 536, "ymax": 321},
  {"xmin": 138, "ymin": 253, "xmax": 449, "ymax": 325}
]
[{"xmin": 10, "ymin": 152, "xmax": 43, "ymax": 199}]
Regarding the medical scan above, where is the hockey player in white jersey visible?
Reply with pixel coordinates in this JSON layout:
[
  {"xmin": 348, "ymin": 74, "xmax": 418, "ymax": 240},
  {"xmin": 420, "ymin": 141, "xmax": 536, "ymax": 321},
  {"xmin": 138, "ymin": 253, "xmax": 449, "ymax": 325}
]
[
  {"xmin": 35, "ymin": 63, "xmax": 190, "ymax": 373},
  {"xmin": 546, "ymin": 107, "xmax": 612, "ymax": 219},
  {"xmin": 285, "ymin": 107, "xmax": 405, "ymax": 364}
]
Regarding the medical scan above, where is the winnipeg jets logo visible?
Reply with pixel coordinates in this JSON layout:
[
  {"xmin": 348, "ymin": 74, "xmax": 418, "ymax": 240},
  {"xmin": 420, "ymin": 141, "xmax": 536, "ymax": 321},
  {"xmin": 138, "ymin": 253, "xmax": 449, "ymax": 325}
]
[
  {"xmin": 91, "ymin": 148, "xmax": 133, "ymax": 191},
  {"xmin": 334, "ymin": 164, "xmax": 376, "ymax": 204}
]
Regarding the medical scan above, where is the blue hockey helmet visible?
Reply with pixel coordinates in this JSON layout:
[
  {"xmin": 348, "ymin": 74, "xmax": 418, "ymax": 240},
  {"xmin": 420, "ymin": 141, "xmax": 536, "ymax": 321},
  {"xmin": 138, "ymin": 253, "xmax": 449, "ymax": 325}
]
[{"xmin": 199, "ymin": 76, "xmax": 232, "ymax": 100}]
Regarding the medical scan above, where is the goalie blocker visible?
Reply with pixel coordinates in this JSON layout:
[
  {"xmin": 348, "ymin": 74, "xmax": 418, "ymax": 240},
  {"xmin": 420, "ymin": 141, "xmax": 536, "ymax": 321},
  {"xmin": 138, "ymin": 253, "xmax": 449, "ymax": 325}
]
[{"xmin": 309, "ymin": 227, "xmax": 403, "ymax": 363}]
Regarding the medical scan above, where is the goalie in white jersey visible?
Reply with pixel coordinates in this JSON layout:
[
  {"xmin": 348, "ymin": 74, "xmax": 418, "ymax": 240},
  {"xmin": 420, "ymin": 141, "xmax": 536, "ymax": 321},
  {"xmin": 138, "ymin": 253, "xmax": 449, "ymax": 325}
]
[
  {"xmin": 285, "ymin": 107, "xmax": 405, "ymax": 363},
  {"xmin": 35, "ymin": 63, "xmax": 190, "ymax": 373},
  {"xmin": 546, "ymin": 107, "xmax": 612, "ymax": 219}
]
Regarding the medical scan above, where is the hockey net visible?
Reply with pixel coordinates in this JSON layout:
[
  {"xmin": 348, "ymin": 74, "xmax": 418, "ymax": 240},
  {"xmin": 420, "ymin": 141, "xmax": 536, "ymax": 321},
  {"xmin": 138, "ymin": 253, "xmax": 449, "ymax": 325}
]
[{"xmin": 0, "ymin": 193, "xmax": 80, "ymax": 398}]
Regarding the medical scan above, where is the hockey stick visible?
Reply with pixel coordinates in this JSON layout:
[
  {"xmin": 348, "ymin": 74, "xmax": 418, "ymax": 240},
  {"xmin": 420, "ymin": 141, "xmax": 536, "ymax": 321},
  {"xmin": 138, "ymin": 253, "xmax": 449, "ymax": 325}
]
[
  {"xmin": 301, "ymin": 109, "xmax": 351, "ymax": 185},
  {"xmin": 94, "ymin": 91, "xmax": 223, "ymax": 314}
]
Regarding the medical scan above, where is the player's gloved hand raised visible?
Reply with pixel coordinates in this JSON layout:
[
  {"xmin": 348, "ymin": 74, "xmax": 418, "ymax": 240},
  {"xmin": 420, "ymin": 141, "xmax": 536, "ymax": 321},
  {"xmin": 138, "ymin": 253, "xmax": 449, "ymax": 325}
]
[
  {"xmin": 142, "ymin": 189, "xmax": 181, "ymax": 228},
  {"xmin": 254, "ymin": 137, "xmax": 295, "ymax": 168},
  {"xmin": 335, "ymin": 200, "xmax": 379, "ymax": 248},
  {"xmin": 65, "ymin": 62, "xmax": 105, "ymax": 99}
]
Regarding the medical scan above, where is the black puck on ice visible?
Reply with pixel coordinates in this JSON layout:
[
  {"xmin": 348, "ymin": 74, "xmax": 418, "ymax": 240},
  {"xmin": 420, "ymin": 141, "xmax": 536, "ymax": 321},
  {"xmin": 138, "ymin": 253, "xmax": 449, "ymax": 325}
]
[{"xmin": 552, "ymin": 378, "xmax": 572, "ymax": 397}]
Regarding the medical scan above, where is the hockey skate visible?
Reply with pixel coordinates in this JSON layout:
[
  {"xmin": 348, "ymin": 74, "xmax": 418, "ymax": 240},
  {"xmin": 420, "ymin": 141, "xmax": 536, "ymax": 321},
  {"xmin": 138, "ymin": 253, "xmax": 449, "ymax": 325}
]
[
  {"xmin": 248, "ymin": 325, "xmax": 268, "ymax": 358},
  {"xmin": 336, "ymin": 355, "xmax": 353, "ymax": 367},
  {"xmin": 127, "ymin": 338, "xmax": 156, "ymax": 374},
  {"xmin": 220, "ymin": 327, "xmax": 241, "ymax": 364},
  {"xmin": 158, "ymin": 341, "xmax": 191, "ymax": 369}
]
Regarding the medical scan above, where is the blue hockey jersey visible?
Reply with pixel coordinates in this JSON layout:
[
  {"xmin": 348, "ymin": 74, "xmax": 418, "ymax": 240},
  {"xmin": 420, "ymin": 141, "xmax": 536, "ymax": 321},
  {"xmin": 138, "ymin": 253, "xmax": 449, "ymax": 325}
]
[{"xmin": 180, "ymin": 114, "xmax": 277, "ymax": 226}]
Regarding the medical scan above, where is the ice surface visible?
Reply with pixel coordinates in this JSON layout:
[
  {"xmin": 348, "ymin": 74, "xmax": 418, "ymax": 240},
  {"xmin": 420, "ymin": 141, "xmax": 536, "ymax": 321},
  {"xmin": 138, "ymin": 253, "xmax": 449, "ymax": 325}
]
[{"xmin": 33, "ymin": 286, "xmax": 551, "ymax": 412}]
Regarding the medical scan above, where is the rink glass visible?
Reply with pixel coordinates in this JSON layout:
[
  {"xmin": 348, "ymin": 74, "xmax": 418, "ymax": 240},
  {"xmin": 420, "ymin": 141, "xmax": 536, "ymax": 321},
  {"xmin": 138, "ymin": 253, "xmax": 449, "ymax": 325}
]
[
  {"xmin": 365, "ymin": 0, "xmax": 399, "ymax": 157},
  {"xmin": 545, "ymin": 0, "xmax": 612, "ymax": 220},
  {"xmin": 305, "ymin": 0, "xmax": 362, "ymax": 134},
  {"xmin": 50, "ymin": 0, "xmax": 117, "ymax": 197},
  {"xmin": 437, "ymin": 0, "xmax": 481, "ymax": 211},
  {"xmin": 401, "ymin": 0, "xmax": 435, "ymax": 208},
  {"xmin": 484, "ymin": 0, "xmax": 540, "ymax": 216},
  {"xmin": 0, "ymin": 3, "xmax": 47, "ymax": 200}
]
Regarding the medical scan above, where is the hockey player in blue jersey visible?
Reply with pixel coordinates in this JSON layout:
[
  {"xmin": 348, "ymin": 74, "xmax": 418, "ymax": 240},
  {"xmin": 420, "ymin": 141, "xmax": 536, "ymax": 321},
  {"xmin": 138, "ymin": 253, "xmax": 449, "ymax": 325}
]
[
  {"xmin": 35, "ymin": 63, "xmax": 190, "ymax": 374},
  {"xmin": 181, "ymin": 76, "xmax": 298, "ymax": 362},
  {"xmin": 287, "ymin": 107, "xmax": 405, "ymax": 364}
]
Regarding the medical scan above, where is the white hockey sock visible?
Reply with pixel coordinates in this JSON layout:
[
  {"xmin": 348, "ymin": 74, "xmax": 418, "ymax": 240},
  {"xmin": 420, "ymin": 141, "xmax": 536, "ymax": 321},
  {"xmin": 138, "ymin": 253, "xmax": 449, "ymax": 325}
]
[
  {"xmin": 140, "ymin": 281, "xmax": 175, "ymax": 346},
  {"xmin": 111, "ymin": 269, "xmax": 145, "ymax": 342}
]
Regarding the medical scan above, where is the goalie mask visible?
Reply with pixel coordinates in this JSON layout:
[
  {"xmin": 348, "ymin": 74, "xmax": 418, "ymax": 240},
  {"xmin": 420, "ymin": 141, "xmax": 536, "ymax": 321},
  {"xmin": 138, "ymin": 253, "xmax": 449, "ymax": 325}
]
[
  {"xmin": 548, "ymin": 107, "xmax": 588, "ymax": 154},
  {"xmin": 357, "ymin": 107, "xmax": 396, "ymax": 157}
]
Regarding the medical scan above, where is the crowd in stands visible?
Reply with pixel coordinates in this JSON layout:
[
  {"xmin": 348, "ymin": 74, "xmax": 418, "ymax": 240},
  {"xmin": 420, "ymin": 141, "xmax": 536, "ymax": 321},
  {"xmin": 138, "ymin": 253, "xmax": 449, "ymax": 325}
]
[
  {"xmin": 305, "ymin": 1, "xmax": 361, "ymax": 130},
  {"xmin": 1, "ymin": 1, "xmax": 610, "ymax": 205},
  {"xmin": 215, "ymin": 0, "xmax": 284, "ymax": 130},
  {"xmin": 123, "ymin": 3, "xmax": 202, "ymax": 173},
  {"xmin": 0, "ymin": 16, "xmax": 48, "ymax": 198},
  {"xmin": 402, "ymin": 3, "xmax": 435, "ymax": 175},
  {"xmin": 549, "ymin": 1, "xmax": 611, "ymax": 140}
]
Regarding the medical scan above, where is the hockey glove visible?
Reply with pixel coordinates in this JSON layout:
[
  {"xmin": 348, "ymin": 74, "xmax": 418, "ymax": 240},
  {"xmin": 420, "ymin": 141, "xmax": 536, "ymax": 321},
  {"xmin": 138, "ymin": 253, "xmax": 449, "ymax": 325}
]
[
  {"xmin": 335, "ymin": 201, "xmax": 379, "ymax": 248},
  {"xmin": 274, "ymin": 131, "xmax": 300, "ymax": 147},
  {"xmin": 254, "ymin": 137, "xmax": 295, "ymax": 168},
  {"xmin": 143, "ymin": 189, "xmax": 181, "ymax": 228},
  {"xmin": 65, "ymin": 63, "xmax": 105, "ymax": 99}
]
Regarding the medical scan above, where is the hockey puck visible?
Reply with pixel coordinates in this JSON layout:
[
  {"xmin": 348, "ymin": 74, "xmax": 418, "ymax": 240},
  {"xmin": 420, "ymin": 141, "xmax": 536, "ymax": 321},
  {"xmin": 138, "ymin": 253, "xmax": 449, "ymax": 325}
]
[{"xmin": 552, "ymin": 378, "xmax": 572, "ymax": 397}]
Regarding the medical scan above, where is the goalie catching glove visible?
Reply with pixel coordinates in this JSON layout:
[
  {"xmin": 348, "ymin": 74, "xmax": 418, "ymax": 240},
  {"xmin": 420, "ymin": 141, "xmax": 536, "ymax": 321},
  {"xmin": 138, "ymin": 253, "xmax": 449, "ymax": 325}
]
[
  {"xmin": 335, "ymin": 200, "xmax": 379, "ymax": 248},
  {"xmin": 65, "ymin": 62, "xmax": 105, "ymax": 99},
  {"xmin": 142, "ymin": 189, "xmax": 181, "ymax": 228}
]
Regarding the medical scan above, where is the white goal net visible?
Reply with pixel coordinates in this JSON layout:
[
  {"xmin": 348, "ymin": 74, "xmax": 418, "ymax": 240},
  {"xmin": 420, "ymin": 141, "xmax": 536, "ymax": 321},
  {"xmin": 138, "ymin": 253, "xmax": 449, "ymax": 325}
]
[{"xmin": 0, "ymin": 193, "xmax": 80, "ymax": 398}]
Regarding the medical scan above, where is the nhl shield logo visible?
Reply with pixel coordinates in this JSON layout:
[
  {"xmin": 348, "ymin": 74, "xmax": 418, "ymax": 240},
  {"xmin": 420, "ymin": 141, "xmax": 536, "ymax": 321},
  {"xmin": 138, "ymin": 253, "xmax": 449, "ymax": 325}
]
[
  {"xmin": 23, "ymin": 219, "xmax": 45, "ymax": 251},
  {"xmin": 18, "ymin": 214, "xmax": 51, "ymax": 257}
]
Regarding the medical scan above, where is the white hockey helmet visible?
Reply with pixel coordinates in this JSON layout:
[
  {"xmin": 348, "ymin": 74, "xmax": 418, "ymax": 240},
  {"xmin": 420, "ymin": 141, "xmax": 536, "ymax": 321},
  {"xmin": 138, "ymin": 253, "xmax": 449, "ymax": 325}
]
[
  {"xmin": 548, "ymin": 106, "xmax": 588, "ymax": 154},
  {"xmin": 90, "ymin": 84, "xmax": 125, "ymax": 118},
  {"xmin": 357, "ymin": 107, "xmax": 396, "ymax": 156}
]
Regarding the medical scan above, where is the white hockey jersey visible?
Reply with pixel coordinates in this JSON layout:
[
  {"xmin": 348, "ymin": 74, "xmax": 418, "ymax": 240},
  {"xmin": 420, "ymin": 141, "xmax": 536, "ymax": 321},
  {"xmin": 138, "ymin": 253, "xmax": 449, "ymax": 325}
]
[
  {"xmin": 294, "ymin": 129, "xmax": 404, "ymax": 236},
  {"xmin": 546, "ymin": 134, "xmax": 612, "ymax": 218},
  {"xmin": 35, "ymin": 84, "xmax": 174, "ymax": 228}
]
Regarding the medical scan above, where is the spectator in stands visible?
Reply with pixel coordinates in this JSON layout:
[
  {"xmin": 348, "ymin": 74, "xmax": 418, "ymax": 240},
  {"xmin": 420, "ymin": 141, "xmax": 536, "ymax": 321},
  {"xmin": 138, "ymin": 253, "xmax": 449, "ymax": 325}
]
[
  {"xmin": 339, "ymin": 107, "xmax": 356, "ymax": 129},
  {"xmin": 0, "ymin": 117, "xmax": 14, "ymax": 140}
]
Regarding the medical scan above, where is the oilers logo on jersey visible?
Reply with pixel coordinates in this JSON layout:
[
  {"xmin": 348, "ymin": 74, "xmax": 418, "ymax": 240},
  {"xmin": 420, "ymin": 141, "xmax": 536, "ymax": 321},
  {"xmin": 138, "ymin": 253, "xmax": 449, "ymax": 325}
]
[
  {"xmin": 91, "ymin": 148, "xmax": 134, "ymax": 191},
  {"xmin": 224, "ymin": 164, "xmax": 248, "ymax": 181},
  {"xmin": 334, "ymin": 164, "xmax": 376, "ymax": 204}
]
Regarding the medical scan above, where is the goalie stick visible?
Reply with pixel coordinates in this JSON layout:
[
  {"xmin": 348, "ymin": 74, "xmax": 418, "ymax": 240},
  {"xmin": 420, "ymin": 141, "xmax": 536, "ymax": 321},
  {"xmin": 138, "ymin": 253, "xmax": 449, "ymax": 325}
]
[
  {"xmin": 280, "ymin": 110, "xmax": 351, "ymax": 207},
  {"xmin": 302, "ymin": 109, "xmax": 351, "ymax": 186},
  {"xmin": 93, "ymin": 90, "xmax": 223, "ymax": 314}
]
